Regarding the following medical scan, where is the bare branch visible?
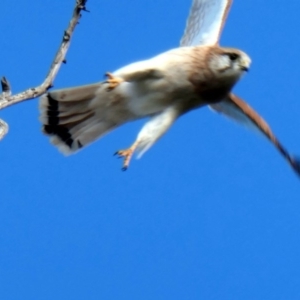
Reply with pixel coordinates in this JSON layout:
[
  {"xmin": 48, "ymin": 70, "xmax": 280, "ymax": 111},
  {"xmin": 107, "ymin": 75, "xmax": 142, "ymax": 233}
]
[
  {"xmin": 0, "ymin": 0, "xmax": 88, "ymax": 118},
  {"xmin": 0, "ymin": 119, "xmax": 8, "ymax": 140}
]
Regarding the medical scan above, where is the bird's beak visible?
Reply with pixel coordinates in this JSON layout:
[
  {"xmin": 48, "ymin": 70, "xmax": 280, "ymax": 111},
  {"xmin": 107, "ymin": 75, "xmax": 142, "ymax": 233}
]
[{"xmin": 240, "ymin": 57, "xmax": 251, "ymax": 72}]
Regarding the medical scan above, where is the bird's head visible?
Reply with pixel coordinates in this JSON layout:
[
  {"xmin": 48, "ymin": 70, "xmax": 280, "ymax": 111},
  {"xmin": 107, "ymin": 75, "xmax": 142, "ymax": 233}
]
[{"xmin": 208, "ymin": 47, "xmax": 251, "ymax": 81}]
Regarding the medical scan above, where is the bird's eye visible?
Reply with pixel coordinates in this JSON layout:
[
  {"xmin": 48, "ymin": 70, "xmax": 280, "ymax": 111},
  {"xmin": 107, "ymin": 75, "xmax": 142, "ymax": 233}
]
[{"xmin": 228, "ymin": 53, "xmax": 239, "ymax": 61}]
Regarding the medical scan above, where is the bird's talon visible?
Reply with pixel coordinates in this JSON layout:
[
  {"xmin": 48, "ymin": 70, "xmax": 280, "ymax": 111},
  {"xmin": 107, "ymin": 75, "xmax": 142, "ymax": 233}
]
[
  {"xmin": 114, "ymin": 148, "xmax": 133, "ymax": 170},
  {"xmin": 105, "ymin": 72, "xmax": 124, "ymax": 91}
]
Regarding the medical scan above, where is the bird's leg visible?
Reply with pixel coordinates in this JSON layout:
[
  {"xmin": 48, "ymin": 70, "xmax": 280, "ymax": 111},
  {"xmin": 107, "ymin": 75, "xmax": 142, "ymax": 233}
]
[
  {"xmin": 114, "ymin": 141, "xmax": 138, "ymax": 171},
  {"xmin": 114, "ymin": 107, "xmax": 179, "ymax": 171},
  {"xmin": 104, "ymin": 72, "xmax": 124, "ymax": 91}
]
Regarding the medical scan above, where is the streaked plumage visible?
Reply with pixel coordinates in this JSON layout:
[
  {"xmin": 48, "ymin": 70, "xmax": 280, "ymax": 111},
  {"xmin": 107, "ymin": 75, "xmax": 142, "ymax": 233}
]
[{"xmin": 40, "ymin": 0, "xmax": 300, "ymax": 175}]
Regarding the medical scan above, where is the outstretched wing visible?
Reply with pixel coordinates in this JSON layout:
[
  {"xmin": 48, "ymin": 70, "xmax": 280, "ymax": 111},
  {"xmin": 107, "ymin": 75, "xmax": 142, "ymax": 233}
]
[
  {"xmin": 210, "ymin": 94, "xmax": 300, "ymax": 176},
  {"xmin": 180, "ymin": 0, "xmax": 233, "ymax": 46}
]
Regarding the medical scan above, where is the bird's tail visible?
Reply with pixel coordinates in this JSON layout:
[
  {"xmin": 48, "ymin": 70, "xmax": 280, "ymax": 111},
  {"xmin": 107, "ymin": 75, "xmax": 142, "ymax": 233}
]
[{"xmin": 39, "ymin": 83, "xmax": 132, "ymax": 154}]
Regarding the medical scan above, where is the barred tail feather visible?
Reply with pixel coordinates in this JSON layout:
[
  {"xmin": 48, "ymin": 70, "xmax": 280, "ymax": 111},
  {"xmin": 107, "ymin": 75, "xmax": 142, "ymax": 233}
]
[{"xmin": 39, "ymin": 83, "xmax": 132, "ymax": 155}]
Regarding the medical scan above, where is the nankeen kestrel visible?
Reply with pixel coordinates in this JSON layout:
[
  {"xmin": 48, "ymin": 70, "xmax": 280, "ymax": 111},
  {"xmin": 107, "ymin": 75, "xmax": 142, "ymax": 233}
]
[{"xmin": 40, "ymin": 0, "xmax": 300, "ymax": 175}]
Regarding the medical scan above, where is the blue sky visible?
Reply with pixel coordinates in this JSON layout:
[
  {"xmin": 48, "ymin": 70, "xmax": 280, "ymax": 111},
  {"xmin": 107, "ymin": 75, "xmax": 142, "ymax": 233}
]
[{"xmin": 1, "ymin": 0, "xmax": 300, "ymax": 299}]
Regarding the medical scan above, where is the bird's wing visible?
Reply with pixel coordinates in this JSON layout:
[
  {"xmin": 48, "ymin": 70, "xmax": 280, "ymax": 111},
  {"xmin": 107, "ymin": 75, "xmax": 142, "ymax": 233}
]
[
  {"xmin": 135, "ymin": 106, "xmax": 179, "ymax": 158},
  {"xmin": 180, "ymin": 0, "xmax": 233, "ymax": 46},
  {"xmin": 209, "ymin": 94, "xmax": 263, "ymax": 134},
  {"xmin": 209, "ymin": 93, "xmax": 300, "ymax": 176}
]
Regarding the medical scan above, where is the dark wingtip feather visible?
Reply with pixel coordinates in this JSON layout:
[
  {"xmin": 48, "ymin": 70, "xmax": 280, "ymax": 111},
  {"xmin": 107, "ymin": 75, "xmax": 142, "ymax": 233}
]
[{"xmin": 290, "ymin": 156, "xmax": 300, "ymax": 178}]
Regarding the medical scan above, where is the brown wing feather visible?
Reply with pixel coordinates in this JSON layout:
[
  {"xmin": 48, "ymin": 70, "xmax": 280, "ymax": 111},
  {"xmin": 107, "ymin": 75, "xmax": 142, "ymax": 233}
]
[
  {"xmin": 211, "ymin": 93, "xmax": 300, "ymax": 176},
  {"xmin": 217, "ymin": 0, "xmax": 232, "ymax": 44}
]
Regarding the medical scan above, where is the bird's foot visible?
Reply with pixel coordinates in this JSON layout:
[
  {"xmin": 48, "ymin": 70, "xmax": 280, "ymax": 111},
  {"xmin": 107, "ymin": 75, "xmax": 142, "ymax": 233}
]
[
  {"xmin": 114, "ymin": 148, "xmax": 135, "ymax": 171},
  {"xmin": 105, "ymin": 72, "xmax": 124, "ymax": 91}
]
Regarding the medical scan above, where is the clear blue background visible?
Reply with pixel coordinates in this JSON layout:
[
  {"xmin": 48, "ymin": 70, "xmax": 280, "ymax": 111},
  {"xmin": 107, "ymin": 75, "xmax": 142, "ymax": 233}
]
[{"xmin": 1, "ymin": 1, "xmax": 300, "ymax": 299}]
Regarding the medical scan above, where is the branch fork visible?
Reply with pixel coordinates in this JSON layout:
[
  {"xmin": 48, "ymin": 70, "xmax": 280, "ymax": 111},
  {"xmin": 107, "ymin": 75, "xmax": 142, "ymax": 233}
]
[{"xmin": 0, "ymin": 0, "xmax": 89, "ymax": 139}]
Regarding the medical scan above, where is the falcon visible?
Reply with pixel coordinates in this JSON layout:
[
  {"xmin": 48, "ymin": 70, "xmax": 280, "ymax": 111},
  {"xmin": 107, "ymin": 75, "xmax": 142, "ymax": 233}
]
[{"xmin": 40, "ymin": 0, "xmax": 300, "ymax": 175}]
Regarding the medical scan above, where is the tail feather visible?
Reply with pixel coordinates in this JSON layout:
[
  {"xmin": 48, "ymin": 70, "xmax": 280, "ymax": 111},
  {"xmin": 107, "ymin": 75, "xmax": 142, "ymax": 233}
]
[
  {"xmin": 48, "ymin": 83, "xmax": 101, "ymax": 102},
  {"xmin": 40, "ymin": 110, "xmax": 93, "ymax": 125},
  {"xmin": 46, "ymin": 101, "xmax": 91, "ymax": 116},
  {"xmin": 39, "ymin": 83, "xmax": 132, "ymax": 154}
]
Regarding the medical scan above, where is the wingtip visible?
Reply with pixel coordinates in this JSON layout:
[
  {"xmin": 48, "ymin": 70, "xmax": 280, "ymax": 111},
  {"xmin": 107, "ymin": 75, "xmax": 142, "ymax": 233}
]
[{"xmin": 290, "ymin": 156, "xmax": 300, "ymax": 178}]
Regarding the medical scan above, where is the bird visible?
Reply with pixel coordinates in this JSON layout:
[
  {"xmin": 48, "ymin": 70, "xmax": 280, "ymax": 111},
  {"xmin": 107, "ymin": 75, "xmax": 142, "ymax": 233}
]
[{"xmin": 40, "ymin": 0, "xmax": 300, "ymax": 175}]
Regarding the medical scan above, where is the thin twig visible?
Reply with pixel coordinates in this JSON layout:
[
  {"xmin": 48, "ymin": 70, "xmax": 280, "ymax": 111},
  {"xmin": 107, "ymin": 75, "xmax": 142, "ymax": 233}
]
[{"xmin": 0, "ymin": 0, "xmax": 88, "ymax": 139}]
